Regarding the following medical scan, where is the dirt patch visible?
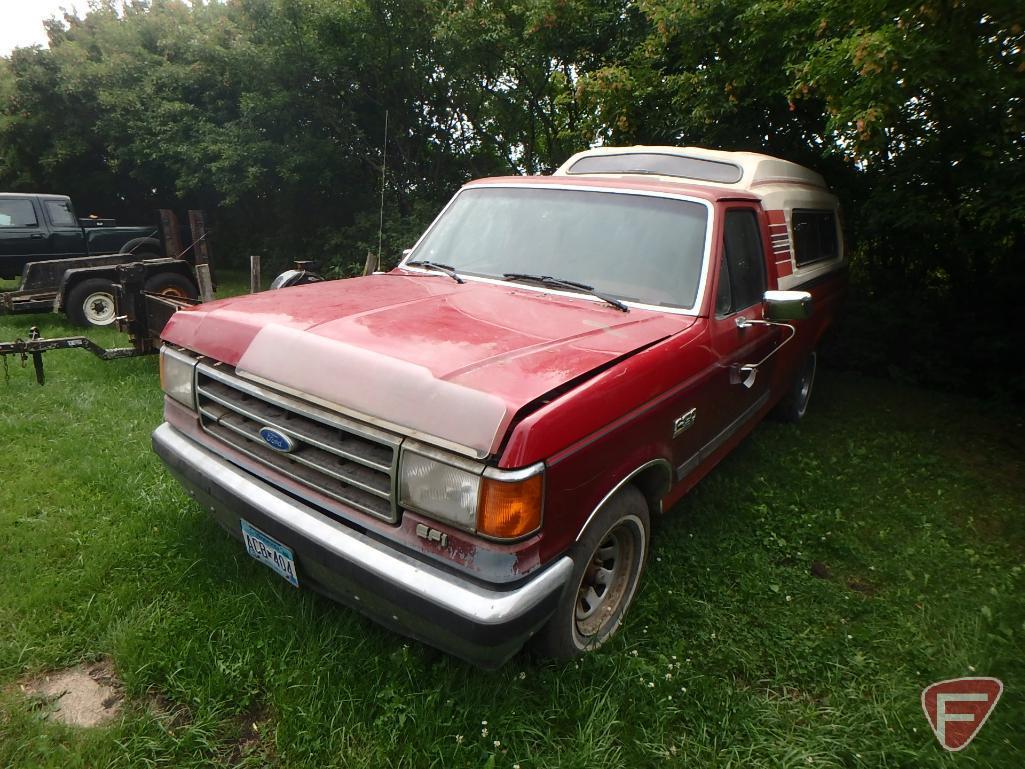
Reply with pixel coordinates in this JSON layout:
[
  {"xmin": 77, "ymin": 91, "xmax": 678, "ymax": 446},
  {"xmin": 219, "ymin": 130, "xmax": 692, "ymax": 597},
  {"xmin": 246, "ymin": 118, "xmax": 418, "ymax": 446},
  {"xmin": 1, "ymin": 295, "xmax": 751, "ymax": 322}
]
[
  {"xmin": 21, "ymin": 658, "xmax": 122, "ymax": 728},
  {"xmin": 224, "ymin": 703, "xmax": 273, "ymax": 766},
  {"xmin": 846, "ymin": 576, "xmax": 876, "ymax": 595}
]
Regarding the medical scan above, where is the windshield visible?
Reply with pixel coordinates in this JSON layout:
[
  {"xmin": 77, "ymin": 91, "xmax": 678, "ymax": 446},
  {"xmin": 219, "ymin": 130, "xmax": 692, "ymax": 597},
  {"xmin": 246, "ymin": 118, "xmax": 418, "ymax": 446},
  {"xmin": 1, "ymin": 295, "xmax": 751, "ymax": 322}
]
[{"xmin": 405, "ymin": 186, "xmax": 709, "ymax": 310}]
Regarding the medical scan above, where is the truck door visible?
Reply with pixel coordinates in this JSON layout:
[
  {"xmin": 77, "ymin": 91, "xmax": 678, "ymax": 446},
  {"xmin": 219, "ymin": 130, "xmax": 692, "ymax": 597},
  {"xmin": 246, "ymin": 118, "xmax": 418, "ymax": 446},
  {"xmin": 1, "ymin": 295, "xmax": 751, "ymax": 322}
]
[
  {"xmin": 0, "ymin": 197, "xmax": 47, "ymax": 279},
  {"xmin": 40, "ymin": 197, "xmax": 87, "ymax": 258},
  {"xmin": 704, "ymin": 205, "xmax": 778, "ymax": 450}
]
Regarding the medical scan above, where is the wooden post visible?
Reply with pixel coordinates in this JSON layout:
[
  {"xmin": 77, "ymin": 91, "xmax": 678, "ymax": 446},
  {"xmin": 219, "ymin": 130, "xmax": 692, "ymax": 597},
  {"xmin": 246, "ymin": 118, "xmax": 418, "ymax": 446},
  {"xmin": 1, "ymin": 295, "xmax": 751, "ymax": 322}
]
[
  {"xmin": 195, "ymin": 263, "xmax": 214, "ymax": 303},
  {"xmin": 250, "ymin": 255, "xmax": 261, "ymax": 294},
  {"xmin": 158, "ymin": 209, "xmax": 183, "ymax": 258},
  {"xmin": 187, "ymin": 210, "xmax": 211, "ymax": 268},
  {"xmin": 362, "ymin": 251, "xmax": 377, "ymax": 277}
]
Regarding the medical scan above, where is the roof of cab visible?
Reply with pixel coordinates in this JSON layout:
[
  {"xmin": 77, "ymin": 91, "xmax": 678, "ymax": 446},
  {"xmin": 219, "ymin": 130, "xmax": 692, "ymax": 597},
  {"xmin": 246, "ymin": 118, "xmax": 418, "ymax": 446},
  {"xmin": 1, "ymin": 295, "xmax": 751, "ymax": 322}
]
[
  {"xmin": 552, "ymin": 145, "xmax": 828, "ymax": 192},
  {"xmin": 463, "ymin": 173, "xmax": 759, "ymax": 203}
]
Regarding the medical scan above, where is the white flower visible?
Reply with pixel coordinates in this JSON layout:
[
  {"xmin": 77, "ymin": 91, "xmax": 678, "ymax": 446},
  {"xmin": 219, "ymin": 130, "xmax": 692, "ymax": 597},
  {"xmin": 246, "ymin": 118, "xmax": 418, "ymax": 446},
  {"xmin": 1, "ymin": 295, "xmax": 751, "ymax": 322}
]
[
  {"xmin": 671, "ymin": 655, "xmax": 677, "ymax": 660},
  {"xmin": 518, "ymin": 671, "xmax": 527, "ymax": 679},
  {"xmin": 846, "ymin": 634, "xmax": 853, "ymax": 640},
  {"xmin": 648, "ymin": 681, "xmax": 656, "ymax": 688},
  {"xmin": 481, "ymin": 720, "xmax": 488, "ymax": 725},
  {"xmin": 968, "ymin": 665, "xmax": 976, "ymax": 672},
  {"xmin": 631, "ymin": 649, "xmax": 638, "ymax": 657},
  {"xmin": 514, "ymin": 765, "xmax": 521, "ymax": 769},
  {"xmin": 670, "ymin": 745, "xmax": 677, "ymax": 755},
  {"xmin": 665, "ymin": 673, "xmax": 673, "ymax": 681},
  {"xmin": 494, "ymin": 740, "xmax": 501, "ymax": 748},
  {"xmin": 481, "ymin": 728, "xmax": 489, "ymax": 738},
  {"xmin": 680, "ymin": 687, "xmax": 687, "ymax": 694},
  {"xmin": 455, "ymin": 735, "xmax": 464, "ymax": 744},
  {"xmin": 785, "ymin": 595, "xmax": 793, "ymax": 602}
]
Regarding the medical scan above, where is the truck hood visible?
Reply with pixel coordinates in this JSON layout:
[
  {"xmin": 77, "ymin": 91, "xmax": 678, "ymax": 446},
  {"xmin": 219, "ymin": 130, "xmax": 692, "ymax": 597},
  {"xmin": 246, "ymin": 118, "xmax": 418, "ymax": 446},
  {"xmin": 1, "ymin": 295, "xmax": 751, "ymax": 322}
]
[{"xmin": 162, "ymin": 274, "xmax": 696, "ymax": 457}]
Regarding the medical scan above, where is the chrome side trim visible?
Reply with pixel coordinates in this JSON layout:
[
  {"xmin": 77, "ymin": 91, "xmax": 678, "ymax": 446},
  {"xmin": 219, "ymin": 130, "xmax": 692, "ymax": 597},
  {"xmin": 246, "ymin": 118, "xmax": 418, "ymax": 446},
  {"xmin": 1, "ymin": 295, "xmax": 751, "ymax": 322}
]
[
  {"xmin": 154, "ymin": 423, "xmax": 573, "ymax": 625},
  {"xmin": 573, "ymin": 458, "xmax": 673, "ymax": 542},
  {"xmin": 675, "ymin": 390, "xmax": 770, "ymax": 481},
  {"xmin": 483, "ymin": 462, "xmax": 545, "ymax": 482}
]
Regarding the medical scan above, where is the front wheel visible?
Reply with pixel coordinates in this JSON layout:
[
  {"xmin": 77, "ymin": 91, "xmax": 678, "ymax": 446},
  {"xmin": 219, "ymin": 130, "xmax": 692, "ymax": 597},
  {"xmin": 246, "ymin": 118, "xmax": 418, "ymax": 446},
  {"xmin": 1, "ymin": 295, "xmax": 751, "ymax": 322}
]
[
  {"xmin": 531, "ymin": 485, "xmax": 650, "ymax": 659},
  {"xmin": 65, "ymin": 278, "xmax": 118, "ymax": 327}
]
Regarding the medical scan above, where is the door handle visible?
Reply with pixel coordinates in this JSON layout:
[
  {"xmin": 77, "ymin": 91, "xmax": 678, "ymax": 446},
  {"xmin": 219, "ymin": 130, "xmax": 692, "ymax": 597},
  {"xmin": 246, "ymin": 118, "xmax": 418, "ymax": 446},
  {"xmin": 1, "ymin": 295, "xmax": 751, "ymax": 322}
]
[{"xmin": 29, "ymin": 233, "xmax": 44, "ymax": 239}]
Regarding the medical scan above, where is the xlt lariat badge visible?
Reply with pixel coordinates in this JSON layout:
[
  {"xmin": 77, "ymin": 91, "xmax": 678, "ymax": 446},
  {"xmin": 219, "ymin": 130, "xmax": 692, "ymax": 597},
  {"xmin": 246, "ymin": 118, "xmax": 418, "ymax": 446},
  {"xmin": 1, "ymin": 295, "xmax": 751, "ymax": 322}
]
[{"xmin": 673, "ymin": 408, "xmax": 697, "ymax": 437}]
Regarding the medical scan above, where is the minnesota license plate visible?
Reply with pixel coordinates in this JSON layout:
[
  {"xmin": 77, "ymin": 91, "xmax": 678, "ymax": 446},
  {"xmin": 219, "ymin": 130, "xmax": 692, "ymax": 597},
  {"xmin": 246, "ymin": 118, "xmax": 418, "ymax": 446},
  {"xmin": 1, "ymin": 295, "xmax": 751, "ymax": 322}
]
[{"xmin": 240, "ymin": 519, "xmax": 299, "ymax": 587}]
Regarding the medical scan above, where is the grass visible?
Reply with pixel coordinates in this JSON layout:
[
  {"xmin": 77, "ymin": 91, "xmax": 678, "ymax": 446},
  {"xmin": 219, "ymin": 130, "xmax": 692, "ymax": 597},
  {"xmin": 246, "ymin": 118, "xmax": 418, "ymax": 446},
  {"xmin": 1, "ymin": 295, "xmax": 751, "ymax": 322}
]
[{"xmin": 1, "ymin": 279, "xmax": 1023, "ymax": 768}]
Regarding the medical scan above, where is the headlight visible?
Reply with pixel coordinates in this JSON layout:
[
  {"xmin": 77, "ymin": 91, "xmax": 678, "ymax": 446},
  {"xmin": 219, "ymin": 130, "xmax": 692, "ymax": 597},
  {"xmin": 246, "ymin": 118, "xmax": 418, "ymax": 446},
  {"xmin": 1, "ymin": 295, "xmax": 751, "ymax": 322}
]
[
  {"xmin": 398, "ymin": 444, "xmax": 543, "ymax": 539},
  {"xmin": 159, "ymin": 345, "xmax": 197, "ymax": 409}
]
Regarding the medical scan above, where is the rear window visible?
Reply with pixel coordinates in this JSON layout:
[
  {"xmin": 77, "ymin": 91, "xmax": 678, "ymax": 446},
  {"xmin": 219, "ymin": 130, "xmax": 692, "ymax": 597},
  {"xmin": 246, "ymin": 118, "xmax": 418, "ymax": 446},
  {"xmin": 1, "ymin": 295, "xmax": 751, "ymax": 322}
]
[
  {"xmin": 0, "ymin": 199, "xmax": 38, "ymax": 227},
  {"xmin": 45, "ymin": 199, "xmax": 77, "ymax": 227},
  {"xmin": 792, "ymin": 209, "xmax": 839, "ymax": 267},
  {"xmin": 566, "ymin": 153, "xmax": 743, "ymax": 184}
]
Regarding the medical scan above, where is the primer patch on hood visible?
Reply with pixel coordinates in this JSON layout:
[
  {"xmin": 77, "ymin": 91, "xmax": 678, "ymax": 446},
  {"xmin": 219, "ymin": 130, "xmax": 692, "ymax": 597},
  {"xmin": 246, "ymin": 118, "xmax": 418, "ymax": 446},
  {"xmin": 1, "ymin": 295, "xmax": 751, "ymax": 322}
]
[{"xmin": 236, "ymin": 323, "xmax": 510, "ymax": 456}]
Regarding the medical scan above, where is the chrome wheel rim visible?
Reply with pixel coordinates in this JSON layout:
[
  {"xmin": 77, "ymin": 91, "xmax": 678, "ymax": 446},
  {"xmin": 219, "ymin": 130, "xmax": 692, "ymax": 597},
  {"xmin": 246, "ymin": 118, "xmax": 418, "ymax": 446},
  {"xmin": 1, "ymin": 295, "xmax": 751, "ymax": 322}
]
[
  {"xmin": 83, "ymin": 291, "xmax": 116, "ymax": 325},
  {"xmin": 796, "ymin": 352, "xmax": 817, "ymax": 417},
  {"xmin": 574, "ymin": 522, "xmax": 641, "ymax": 642}
]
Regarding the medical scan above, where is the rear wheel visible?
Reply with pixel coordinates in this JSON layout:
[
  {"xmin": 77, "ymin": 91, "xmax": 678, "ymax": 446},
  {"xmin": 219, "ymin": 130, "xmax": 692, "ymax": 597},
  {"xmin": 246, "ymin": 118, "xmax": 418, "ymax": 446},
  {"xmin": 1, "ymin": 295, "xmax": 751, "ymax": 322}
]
[
  {"xmin": 143, "ymin": 272, "xmax": 198, "ymax": 300},
  {"xmin": 66, "ymin": 278, "xmax": 118, "ymax": 327},
  {"xmin": 531, "ymin": 485, "xmax": 650, "ymax": 659},
  {"xmin": 773, "ymin": 350, "xmax": 817, "ymax": 423}
]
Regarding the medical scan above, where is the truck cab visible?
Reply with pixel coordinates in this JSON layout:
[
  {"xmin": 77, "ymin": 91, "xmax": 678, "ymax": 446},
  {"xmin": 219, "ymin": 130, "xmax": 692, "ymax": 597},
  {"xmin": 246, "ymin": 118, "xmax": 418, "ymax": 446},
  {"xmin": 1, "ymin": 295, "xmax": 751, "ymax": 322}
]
[
  {"xmin": 153, "ymin": 146, "xmax": 846, "ymax": 668},
  {"xmin": 0, "ymin": 193, "xmax": 161, "ymax": 280}
]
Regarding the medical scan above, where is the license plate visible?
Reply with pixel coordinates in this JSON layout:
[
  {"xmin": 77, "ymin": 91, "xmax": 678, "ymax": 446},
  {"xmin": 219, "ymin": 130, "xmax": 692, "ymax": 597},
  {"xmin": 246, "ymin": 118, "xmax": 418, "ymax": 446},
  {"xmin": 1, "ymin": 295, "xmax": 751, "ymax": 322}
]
[{"xmin": 240, "ymin": 519, "xmax": 299, "ymax": 587}]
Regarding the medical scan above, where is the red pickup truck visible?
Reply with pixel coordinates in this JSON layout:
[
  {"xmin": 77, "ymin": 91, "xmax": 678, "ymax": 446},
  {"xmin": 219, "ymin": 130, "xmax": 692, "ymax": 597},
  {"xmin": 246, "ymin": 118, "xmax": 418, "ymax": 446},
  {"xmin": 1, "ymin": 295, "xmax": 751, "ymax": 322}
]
[{"xmin": 153, "ymin": 146, "xmax": 846, "ymax": 668}]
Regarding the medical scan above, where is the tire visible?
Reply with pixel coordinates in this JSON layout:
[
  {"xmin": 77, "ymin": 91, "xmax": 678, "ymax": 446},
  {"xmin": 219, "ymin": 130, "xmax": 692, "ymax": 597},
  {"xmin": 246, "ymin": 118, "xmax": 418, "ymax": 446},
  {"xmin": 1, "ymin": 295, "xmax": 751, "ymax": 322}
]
[
  {"xmin": 531, "ymin": 485, "xmax": 650, "ymax": 659},
  {"xmin": 65, "ymin": 278, "xmax": 118, "ymax": 327},
  {"xmin": 118, "ymin": 237, "xmax": 162, "ymax": 259},
  {"xmin": 772, "ymin": 350, "xmax": 817, "ymax": 423},
  {"xmin": 143, "ymin": 272, "xmax": 198, "ymax": 300}
]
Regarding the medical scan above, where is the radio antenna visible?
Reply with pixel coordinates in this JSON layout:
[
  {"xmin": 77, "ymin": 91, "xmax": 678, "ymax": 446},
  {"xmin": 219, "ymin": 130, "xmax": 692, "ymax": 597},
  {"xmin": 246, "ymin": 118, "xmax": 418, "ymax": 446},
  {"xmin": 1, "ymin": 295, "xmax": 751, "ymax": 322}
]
[{"xmin": 376, "ymin": 109, "xmax": 388, "ymax": 272}]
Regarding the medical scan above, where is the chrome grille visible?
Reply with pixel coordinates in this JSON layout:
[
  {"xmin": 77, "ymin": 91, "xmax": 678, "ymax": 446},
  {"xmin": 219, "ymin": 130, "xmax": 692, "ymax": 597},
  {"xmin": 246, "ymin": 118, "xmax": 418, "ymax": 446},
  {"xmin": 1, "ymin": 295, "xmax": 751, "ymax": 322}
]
[{"xmin": 195, "ymin": 363, "xmax": 400, "ymax": 521}]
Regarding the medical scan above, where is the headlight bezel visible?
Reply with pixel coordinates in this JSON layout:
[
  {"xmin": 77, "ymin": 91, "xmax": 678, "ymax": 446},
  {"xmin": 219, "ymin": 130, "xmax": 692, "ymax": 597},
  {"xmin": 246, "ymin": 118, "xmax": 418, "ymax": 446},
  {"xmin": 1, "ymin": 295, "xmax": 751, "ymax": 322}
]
[
  {"xmin": 159, "ymin": 345, "xmax": 198, "ymax": 409},
  {"xmin": 398, "ymin": 441, "xmax": 544, "ymax": 541}
]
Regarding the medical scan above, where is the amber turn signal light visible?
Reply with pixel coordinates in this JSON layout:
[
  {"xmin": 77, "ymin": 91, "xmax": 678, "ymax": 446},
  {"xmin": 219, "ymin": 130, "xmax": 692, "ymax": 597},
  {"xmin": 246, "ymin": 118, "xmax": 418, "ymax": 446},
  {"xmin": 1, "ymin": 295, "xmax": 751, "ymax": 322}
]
[{"xmin": 477, "ymin": 472, "xmax": 543, "ymax": 539}]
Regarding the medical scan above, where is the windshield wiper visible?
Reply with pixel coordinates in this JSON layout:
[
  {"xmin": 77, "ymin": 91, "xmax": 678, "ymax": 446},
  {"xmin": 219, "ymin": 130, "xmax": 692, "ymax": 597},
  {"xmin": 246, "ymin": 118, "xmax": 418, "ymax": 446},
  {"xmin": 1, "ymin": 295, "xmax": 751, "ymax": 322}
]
[
  {"xmin": 503, "ymin": 273, "xmax": 629, "ymax": 312},
  {"xmin": 405, "ymin": 260, "xmax": 465, "ymax": 284}
]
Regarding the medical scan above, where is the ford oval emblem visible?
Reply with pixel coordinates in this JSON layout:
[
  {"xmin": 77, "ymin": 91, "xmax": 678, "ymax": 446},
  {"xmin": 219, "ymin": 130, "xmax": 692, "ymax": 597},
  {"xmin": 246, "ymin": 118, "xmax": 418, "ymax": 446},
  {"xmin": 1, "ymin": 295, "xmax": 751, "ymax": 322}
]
[{"xmin": 259, "ymin": 426, "xmax": 296, "ymax": 453}]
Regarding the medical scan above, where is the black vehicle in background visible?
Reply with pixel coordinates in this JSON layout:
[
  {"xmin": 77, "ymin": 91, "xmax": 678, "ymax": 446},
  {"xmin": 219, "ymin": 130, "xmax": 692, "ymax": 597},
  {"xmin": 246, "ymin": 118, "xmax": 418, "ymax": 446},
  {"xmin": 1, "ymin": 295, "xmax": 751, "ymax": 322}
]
[
  {"xmin": 0, "ymin": 193, "xmax": 163, "ymax": 279},
  {"xmin": 0, "ymin": 194, "xmax": 203, "ymax": 327}
]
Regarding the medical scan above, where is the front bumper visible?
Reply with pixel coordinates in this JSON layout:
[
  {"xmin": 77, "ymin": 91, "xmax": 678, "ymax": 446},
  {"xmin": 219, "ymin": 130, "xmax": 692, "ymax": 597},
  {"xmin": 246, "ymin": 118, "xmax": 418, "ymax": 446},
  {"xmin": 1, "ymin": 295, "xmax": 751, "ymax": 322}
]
[{"xmin": 152, "ymin": 422, "xmax": 572, "ymax": 669}]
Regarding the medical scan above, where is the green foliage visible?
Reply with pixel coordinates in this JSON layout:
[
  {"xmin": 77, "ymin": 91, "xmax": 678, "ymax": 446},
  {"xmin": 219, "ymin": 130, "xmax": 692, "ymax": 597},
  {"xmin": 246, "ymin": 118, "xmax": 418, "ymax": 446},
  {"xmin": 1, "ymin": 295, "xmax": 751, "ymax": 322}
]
[{"xmin": 0, "ymin": 0, "xmax": 1023, "ymax": 396}]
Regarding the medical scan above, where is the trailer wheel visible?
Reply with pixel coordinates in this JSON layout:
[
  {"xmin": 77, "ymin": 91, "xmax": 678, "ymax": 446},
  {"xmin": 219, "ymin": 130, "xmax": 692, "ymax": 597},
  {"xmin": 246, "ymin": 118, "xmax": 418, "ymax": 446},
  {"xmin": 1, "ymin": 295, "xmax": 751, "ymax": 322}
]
[
  {"xmin": 144, "ymin": 272, "xmax": 198, "ymax": 301},
  {"xmin": 66, "ymin": 278, "xmax": 118, "ymax": 327}
]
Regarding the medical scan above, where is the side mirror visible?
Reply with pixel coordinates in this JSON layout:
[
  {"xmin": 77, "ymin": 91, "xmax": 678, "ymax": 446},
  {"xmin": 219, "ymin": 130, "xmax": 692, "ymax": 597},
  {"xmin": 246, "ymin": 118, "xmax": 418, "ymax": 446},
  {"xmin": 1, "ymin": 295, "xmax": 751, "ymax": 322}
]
[{"xmin": 764, "ymin": 290, "xmax": 812, "ymax": 321}]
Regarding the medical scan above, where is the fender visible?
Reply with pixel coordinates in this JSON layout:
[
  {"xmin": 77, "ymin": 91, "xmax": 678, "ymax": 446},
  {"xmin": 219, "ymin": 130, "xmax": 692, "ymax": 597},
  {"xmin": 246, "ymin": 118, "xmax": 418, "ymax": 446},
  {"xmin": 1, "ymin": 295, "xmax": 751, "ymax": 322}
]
[{"xmin": 573, "ymin": 458, "xmax": 673, "ymax": 541}]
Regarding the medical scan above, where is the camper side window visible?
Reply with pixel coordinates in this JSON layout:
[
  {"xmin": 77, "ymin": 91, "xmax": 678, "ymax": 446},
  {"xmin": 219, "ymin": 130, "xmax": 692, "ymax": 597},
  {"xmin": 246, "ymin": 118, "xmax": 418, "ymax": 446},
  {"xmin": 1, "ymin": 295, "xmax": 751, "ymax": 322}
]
[{"xmin": 792, "ymin": 210, "xmax": 838, "ymax": 267}]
